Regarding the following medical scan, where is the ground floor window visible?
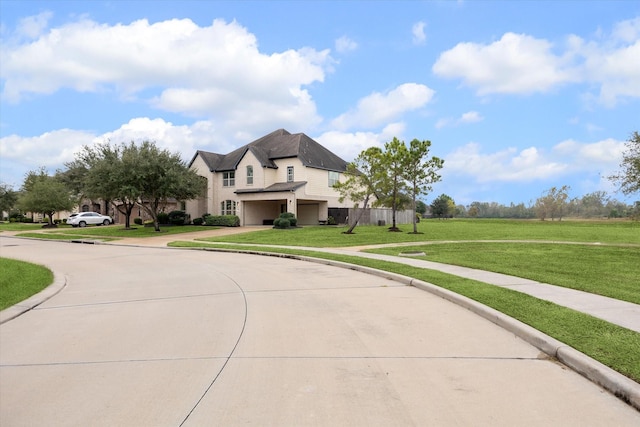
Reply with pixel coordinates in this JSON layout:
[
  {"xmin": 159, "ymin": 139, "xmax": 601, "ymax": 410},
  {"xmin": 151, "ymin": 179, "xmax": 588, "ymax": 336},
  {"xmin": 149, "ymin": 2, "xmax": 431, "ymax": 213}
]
[{"xmin": 221, "ymin": 200, "xmax": 237, "ymax": 215}]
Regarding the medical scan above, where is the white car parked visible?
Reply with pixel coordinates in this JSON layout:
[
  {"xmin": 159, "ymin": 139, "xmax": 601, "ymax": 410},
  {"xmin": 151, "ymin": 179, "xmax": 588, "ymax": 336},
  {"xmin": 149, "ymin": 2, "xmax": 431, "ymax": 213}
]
[{"xmin": 67, "ymin": 212, "xmax": 113, "ymax": 227}]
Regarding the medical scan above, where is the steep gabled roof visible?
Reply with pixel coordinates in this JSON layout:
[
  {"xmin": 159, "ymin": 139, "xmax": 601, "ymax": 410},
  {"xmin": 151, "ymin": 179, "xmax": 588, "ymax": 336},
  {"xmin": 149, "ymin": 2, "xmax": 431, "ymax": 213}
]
[{"xmin": 191, "ymin": 129, "xmax": 349, "ymax": 172}]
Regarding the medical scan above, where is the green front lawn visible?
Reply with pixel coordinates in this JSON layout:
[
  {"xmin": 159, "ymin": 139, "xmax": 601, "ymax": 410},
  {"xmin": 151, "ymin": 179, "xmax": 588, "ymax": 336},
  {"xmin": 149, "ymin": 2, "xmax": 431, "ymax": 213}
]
[{"xmin": 0, "ymin": 258, "xmax": 53, "ymax": 310}]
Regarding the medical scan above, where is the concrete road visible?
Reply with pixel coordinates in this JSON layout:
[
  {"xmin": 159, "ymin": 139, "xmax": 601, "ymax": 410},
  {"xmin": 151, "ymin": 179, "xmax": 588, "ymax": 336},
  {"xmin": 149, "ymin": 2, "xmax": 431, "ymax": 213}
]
[{"xmin": 1, "ymin": 237, "xmax": 638, "ymax": 426}]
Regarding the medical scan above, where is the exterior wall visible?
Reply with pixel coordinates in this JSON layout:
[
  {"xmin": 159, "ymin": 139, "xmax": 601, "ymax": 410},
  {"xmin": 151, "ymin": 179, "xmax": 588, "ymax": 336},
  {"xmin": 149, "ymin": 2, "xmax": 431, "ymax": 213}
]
[
  {"xmin": 272, "ymin": 158, "xmax": 305, "ymax": 183},
  {"xmin": 297, "ymin": 203, "xmax": 319, "ymax": 225},
  {"xmin": 242, "ymin": 200, "xmax": 282, "ymax": 225},
  {"xmin": 188, "ymin": 156, "xmax": 215, "ymax": 217}
]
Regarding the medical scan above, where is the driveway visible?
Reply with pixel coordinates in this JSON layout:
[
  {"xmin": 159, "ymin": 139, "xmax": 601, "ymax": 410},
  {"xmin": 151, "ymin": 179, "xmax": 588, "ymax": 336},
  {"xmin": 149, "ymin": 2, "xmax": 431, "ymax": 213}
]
[{"xmin": 1, "ymin": 237, "xmax": 638, "ymax": 426}]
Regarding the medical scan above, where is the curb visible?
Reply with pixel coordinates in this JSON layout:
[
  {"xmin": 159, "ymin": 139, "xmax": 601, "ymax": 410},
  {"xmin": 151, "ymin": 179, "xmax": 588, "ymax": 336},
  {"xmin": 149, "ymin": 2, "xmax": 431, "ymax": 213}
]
[
  {"xmin": 0, "ymin": 272, "xmax": 67, "ymax": 325},
  {"xmin": 192, "ymin": 246, "xmax": 640, "ymax": 411}
]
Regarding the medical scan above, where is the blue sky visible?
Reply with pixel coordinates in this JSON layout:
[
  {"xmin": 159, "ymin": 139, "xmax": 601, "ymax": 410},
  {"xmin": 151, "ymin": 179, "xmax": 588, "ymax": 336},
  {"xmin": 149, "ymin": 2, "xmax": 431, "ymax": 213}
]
[{"xmin": 1, "ymin": 0, "xmax": 639, "ymax": 206}]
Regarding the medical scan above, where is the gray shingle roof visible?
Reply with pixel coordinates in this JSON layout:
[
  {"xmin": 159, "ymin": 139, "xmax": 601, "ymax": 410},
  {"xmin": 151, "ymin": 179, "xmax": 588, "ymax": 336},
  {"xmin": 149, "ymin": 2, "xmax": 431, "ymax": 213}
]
[
  {"xmin": 190, "ymin": 129, "xmax": 349, "ymax": 172},
  {"xmin": 235, "ymin": 181, "xmax": 307, "ymax": 194}
]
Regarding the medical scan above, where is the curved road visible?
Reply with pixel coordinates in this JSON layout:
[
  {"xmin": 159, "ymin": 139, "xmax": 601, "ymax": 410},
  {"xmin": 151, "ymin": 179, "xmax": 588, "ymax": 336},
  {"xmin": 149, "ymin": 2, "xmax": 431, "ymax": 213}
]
[{"xmin": 1, "ymin": 237, "xmax": 638, "ymax": 426}]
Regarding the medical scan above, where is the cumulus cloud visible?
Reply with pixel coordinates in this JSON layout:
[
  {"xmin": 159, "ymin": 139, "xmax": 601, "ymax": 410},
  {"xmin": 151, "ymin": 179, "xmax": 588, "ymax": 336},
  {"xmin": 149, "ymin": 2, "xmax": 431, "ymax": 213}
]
[
  {"xmin": 443, "ymin": 137, "xmax": 625, "ymax": 185},
  {"xmin": 335, "ymin": 36, "xmax": 358, "ymax": 53},
  {"xmin": 433, "ymin": 32, "xmax": 574, "ymax": 95},
  {"xmin": 0, "ymin": 117, "xmax": 246, "ymax": 188},
  {"xmin": 331, "ymin": 83, "xmax": 435, "ymax": 130},
  {"xmin": 412, "ymin": 21, "xmax": 426, "ymax": 45},
  {"xmin": 435, "ymin": 110, "xmax": 483, "ymax": 129},
  {"xmin": 316, "ymin": 123, "xmax": 406, "ymax": 162},
  {"xmin": 0, "ymin": 16, "xmax": 331, "ymax": 127},
  {"xmin": 432, "ymin": 18, "xmax": 640, "ymax": 105}
]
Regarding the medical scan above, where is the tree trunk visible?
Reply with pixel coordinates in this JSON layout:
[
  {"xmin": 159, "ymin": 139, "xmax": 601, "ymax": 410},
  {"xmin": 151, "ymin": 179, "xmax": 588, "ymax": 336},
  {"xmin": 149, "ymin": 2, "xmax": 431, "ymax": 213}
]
[{"xmin": 344, "ymin": 195, "xmax": 370, "ymax": 234}]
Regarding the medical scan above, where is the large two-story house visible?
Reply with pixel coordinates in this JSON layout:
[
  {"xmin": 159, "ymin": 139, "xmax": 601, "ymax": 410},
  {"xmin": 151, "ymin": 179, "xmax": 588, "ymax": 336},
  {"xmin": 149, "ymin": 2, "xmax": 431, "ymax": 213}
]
[{"xmin": 186, "ymin": 129, "xmax": 356, "ymax": 226}]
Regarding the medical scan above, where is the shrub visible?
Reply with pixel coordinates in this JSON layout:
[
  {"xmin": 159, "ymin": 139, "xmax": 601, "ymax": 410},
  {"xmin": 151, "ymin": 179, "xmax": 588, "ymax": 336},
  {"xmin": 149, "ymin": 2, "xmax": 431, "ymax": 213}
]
[
  {"xmin": 168, "ymin": 210, "xmax": 189, "ymax": 225},
  {"xmin": 193, "ymin": 217, "xmax": 204, "ymax": 226},
  {"xmin": 273, "ymin": 212, "xmax": 297, "ymax": 229},
  {"xmin": 157, "ymin": 212, "xmax": 170, "ymax": 225},
  {"xmin": 143, "ymin": 219, "xmax": 155, "ymax": 227},
  {"xmin": 134, "ymin": 217, "xmax": 143, "ymax": 225},
  {"xmin": 327, "ymin": 216, "xmax": 336, "ymax": 225},
  {"xmin": 204, "ymin": 215, "xmax": 240, "ymax": 227}
]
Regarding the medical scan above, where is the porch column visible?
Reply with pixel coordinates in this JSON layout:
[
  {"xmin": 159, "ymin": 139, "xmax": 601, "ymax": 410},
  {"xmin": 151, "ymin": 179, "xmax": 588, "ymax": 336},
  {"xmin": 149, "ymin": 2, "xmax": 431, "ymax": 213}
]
[{"xmin": 287, "ymin": 192, "xmax": 297, "ymax": 217}]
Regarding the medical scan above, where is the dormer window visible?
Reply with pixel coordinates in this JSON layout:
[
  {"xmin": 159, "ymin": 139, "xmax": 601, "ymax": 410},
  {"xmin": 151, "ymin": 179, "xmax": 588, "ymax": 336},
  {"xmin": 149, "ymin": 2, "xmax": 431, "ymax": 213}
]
[{"xmin": 287, "ymin": 166, "xmax": 294, "ymax": 182}]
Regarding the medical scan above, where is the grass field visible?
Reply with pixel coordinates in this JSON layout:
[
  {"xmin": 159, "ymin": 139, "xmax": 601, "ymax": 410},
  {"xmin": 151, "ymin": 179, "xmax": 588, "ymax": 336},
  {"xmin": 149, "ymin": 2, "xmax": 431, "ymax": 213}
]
[
  {"xmin": 0, "ymin": 258, "xmax": 53, "ymax": 310},
  {"xmin": 368, "ymin": 242, "xmax": 640, "ymax": 304},
  {"xmin": 196, "ymin": 219, "xmax": 639, "ymax": 246}
]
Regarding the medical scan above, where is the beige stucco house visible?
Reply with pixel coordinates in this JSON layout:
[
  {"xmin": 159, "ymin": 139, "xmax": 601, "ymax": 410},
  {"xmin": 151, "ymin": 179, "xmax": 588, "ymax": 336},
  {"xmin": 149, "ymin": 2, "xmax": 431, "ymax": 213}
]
[{"xmin": 186, "ymin": 129, "xmax": 356, "ymax": 226}]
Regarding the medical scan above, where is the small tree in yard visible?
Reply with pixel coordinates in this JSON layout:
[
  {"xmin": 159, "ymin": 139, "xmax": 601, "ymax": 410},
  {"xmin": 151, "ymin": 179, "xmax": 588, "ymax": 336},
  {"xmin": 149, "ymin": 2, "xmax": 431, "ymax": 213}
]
[
  {"xmin": 18, "ymin": 169, "xmax": 74, "ymax": 227},
  {"xmin": 402, "ymin": 139, "xmax": 443, "ymax": 233},
  {"xmin": 333, "ymin": 146, "xmax": 386, "ymax": 234},
  {"xmin": 380, "ymin": 137, "xmax": 408, "ymax": 231}
]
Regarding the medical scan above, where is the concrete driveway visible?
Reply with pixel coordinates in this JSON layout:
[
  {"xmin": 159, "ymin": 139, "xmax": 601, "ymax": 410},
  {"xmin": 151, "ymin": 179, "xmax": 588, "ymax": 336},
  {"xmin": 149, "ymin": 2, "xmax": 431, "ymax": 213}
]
[{"xmin": 1, "ymin": 237, "xmax": 638, "ymax": 426}]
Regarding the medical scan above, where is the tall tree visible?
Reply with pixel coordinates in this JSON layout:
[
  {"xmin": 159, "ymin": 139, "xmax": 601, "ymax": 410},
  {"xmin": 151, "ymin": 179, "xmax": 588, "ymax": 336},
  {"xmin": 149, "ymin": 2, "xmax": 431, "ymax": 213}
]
[
  {"xmin": 380, "ymin": 138, "xmax": 408, "ymax": 231},
  {"xmin": 75, "ymin": 142, "xmax": 138, "ymax": 229},
  {"xmin": 401, "ymin": 139, "xmax": 443, "ymax": 233},
  {"xmin": 333, "ymin": 146, "xmax": 385, "ymax": 234},
  {"xmin": 0, "ymin": 183, "xmax": 19, "ymax": 218},
  {"xmin": 127, "ymin": 141, "xmax": 206, "ymax": 232},
  {"xmin": 609, "ymin": 131, "xmax": 640, "ymax": 196},
  {"xmin": 18, "ymin": 170, "xmax": 74, "ymax": 227}
]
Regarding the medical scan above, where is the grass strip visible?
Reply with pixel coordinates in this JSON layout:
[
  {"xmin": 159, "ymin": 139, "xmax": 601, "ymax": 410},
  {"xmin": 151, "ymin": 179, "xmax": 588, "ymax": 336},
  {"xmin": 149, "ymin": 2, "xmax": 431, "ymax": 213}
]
[
  {"xmin": 368, "ymin": 243, "xmax": 640, "ymax": 304},
  {"xmin": 197, "ymin": 219, "xmax": 639, "ymax": 247},
  {"xmin": 169, "ymin": 241, "xmax": 640, "ymax": 383},
  {"xmin": 0, "ymin": 258, "xmax": 53, "ymax": 310}
]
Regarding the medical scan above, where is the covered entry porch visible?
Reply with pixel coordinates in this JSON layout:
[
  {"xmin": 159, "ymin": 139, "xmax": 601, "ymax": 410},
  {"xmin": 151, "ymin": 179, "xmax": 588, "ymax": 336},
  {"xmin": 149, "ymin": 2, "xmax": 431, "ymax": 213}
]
[{"xmin": 236, "ymin": 183, "xmax": 329, "ymax": 226}]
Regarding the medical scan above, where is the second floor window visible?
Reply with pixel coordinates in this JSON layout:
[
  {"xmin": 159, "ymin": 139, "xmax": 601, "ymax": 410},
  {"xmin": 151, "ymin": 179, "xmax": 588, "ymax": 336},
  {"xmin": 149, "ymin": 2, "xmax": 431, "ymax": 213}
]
[
  {"xmin": 328, "ymin": 171, "xmax": 339, "ymax": 187},
  {"xmin": 287, "ymin": 166, "xmax": 294, "ymax": 182},
  {"xmin": 223, "ymin": 171, "xmax": 235, "ymax": 187},
  {"xmin": 246, "ymin": 165, "xmax": 253, "ymax": 185}
]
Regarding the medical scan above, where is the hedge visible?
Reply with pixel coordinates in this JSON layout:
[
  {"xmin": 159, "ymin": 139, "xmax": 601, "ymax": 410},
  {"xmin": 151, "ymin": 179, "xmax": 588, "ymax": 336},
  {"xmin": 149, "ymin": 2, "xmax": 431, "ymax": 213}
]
[{"xmin": 204, "ymin": 215, "xmax": 240, "ymax": 227}]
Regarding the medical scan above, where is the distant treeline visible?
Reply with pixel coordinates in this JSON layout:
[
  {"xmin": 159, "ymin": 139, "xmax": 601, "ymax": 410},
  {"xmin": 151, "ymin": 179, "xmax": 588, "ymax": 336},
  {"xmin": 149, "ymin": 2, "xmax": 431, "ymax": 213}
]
[{"xmin": 452, "ymin": 191, "xmax": 638, "ymax": 219}]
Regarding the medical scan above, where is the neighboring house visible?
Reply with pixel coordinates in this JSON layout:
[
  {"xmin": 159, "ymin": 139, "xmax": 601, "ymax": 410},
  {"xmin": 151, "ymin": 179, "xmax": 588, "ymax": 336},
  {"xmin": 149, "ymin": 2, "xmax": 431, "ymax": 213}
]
[{"xmin": 186, "ymin": 129, "xmax": 356, "ymax": 226}]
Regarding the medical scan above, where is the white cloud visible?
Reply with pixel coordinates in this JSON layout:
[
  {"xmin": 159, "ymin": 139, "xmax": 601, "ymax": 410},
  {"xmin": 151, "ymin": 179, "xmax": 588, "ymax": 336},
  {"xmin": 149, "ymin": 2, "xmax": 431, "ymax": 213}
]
[
  {"xmin": 0, "ymin": 117, "xmax": 247, "ymax": 188},
  {"xmin": 433, "ymin": 32, "xmax": 573, "ymax": 95},
  {"xmin": 436, "ymin": 110, "xmax": 483, "ymax": 129},
  {"xmin": 331, "ymin": 83, "xmax": 435, "ymax": 130},
  {"xmin": 444, "ymin": 137, "xmax": 625, "ymax": 185},
  {"xmin": 316, "ymin": 123, "xmax": 405, "ymax": 162},
  {"xmin": 0, "ymin": 16, "xmax": 331, "ymax": 125},
  {"xmin": 335, "ymin": 36, "xmax": 358, "ymax": 53},
  {"xmin": 412, "ymin": 21, "xmax": 426, "ymax": 45},
  {"xmin": 16, "ymin": 11, "xmax": 53, "ymax": 39},
  {"xmin": 432, "ymin": 18, "xmax": 640, "ymax": 105},
  {"xmin": 445, "ymin": 142, "xmax": 567, "ymax": 183}
]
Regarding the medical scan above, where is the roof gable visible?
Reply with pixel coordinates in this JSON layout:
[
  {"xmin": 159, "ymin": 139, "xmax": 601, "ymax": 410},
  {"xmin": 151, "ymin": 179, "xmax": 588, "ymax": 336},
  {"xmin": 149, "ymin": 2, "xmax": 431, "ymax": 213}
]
[{"xmin": 193, "ymin": 129, "xmax": 349, "ymax": 172}]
